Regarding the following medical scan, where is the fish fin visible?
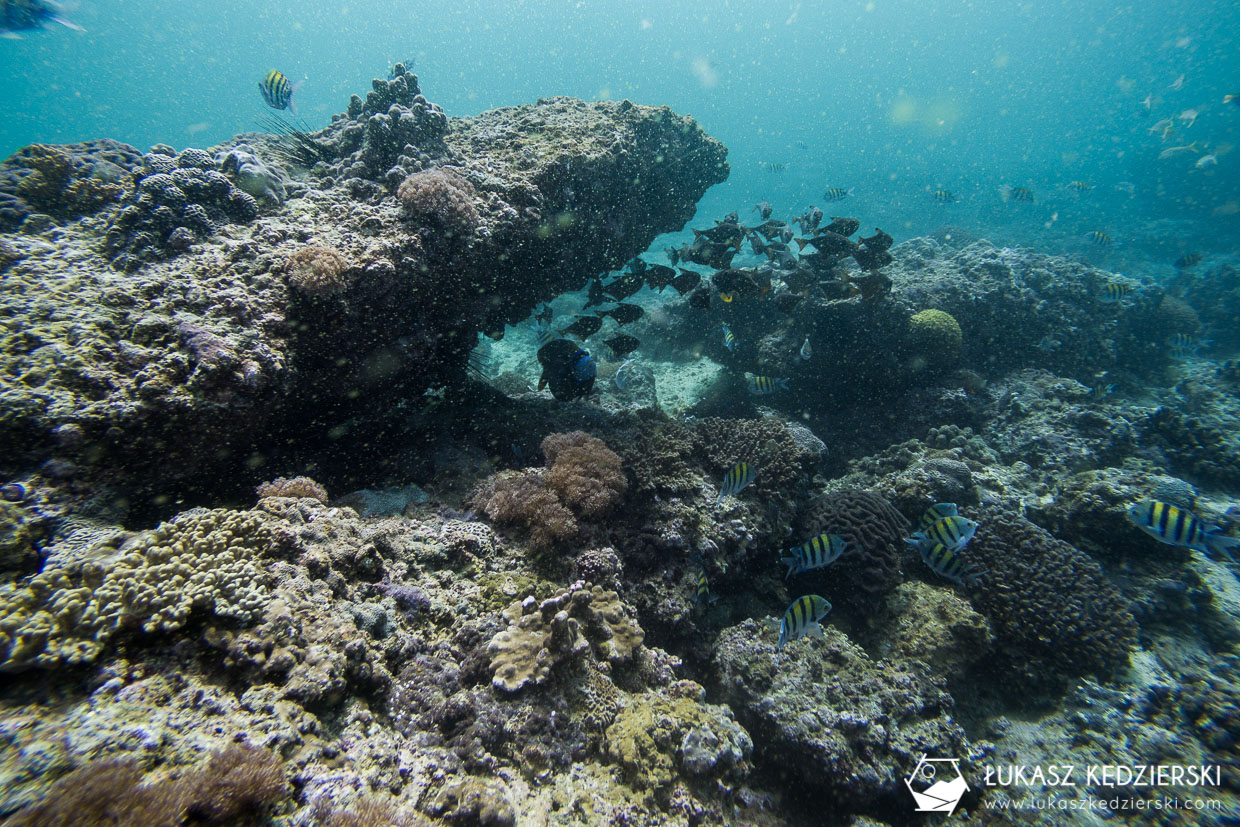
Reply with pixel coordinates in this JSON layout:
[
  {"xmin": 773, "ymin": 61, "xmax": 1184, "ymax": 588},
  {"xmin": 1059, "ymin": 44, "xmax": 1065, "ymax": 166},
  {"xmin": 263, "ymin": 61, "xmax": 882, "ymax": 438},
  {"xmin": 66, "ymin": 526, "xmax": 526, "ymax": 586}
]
[
  {"xmin": 1206, "ymin": 532, "xmax": 1240, "ymax": 562},
  {"xmin": 778, "ymin": 378, "xmax": 790, "ymax": 390},
  {"xmin": 779, "ymin": 557, "xmax": 798, "ymax": 579},
  {"xmin": 537, "ymin": 376, "xmax": 548, "ymax": 391},
  {"xmin": 808, "ymin": 622, "xmax": 824, "ymax": 640},
  {"xmin": 795, "ymin": 238, "xmax": 810, "ymax": 250}
]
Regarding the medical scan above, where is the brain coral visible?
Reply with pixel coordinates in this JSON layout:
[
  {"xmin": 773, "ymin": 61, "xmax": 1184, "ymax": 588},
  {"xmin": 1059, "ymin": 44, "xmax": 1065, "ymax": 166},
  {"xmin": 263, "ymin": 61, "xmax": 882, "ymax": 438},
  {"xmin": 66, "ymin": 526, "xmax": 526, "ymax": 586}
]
[
  {"xmin": 965, "ymin": 504, "xmax": 1137, "ymax": 684},
  {"xmin": 0, "ymin": 508, "xmax": 275, "ymax": 671},
  {"xmin": 908, "ymin": 308, "xmax": 963, "ymax": 363},
  {"xmin": 797, "ymin": 489, "xmax": 909, "ymax": 604}
]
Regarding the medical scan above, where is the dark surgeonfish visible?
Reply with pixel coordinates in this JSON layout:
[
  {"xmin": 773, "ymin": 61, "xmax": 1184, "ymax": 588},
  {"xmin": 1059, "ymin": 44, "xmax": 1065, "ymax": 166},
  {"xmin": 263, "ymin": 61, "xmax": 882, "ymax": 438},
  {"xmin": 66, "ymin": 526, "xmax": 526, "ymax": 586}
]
[
  {"xmin": 537, "ymin": 339, "xmax": 596, "ymax": 401},
  {"xmin": 796, "ymin": 206, "xmax": 824, "ymax": 234},
  {"xmin": 751, "ymin": 218, "xmax": 792, "ymax": 240},
  {"xmin": 583, "ymin": 277, "xmax": 610, "ymax": 308},
  {"xmin": 685, "ymin": 236, "xmax": 739, "ymax": 270},
  {"xmin": 692, "ymin": 222, "xmax": 747, "ymax": 249},
  {"xmin": 671, "ymin": 268, "xmax": 702, "ymax": 295},
  {"xmin": 604, "ymin": 270, "xmax": 645, "ymax": 302},
  {"xmin": 260, "ymin": 69, "xmax": 302, "ymax": 115},
  {"xmin": 712, "ymin": 268, "xmax": 766, "ymax": 300},
  {"xmin": 604, "ymin": 333, "xmax": 640, "ymax": 357},
  {"xmin": 559, "ymin": 314, "xmax": 604, "ymax": 340},
  {"xmin": 600, "ymin": 303, "xmax": 644, "ymax": 325},
  {"xmin": 795, "ymin": 231, "xmax": 856, "ymax": 256},
  {"xmin": 643, "ymin": 263, "xmax": 677, "ymax": 292},
  {"xmin": 752, "ymin": 199, "xmax": 773, "ymax": 220},
  {"xmin": 1, "ymin": 0, "xmax": 82, "ymax": 37},
  {"xmin": 821, "ymin": 216, "xmax": 860, "ymax": 237}
]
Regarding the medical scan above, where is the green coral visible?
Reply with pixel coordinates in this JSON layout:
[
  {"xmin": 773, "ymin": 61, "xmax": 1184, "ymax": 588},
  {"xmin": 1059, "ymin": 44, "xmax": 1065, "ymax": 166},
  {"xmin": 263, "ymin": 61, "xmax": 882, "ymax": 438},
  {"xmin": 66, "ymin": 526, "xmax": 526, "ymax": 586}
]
[
  {"xmin": 908, "ymin": 308, "xmax": 963, "ymax": 364},
  {"xmin": 0, "ymin": 508, "xmax": 275, "ymax": 671},
  {"xmin": 0, "ymin": 501, "xmax": 39, "ymax": 575}
]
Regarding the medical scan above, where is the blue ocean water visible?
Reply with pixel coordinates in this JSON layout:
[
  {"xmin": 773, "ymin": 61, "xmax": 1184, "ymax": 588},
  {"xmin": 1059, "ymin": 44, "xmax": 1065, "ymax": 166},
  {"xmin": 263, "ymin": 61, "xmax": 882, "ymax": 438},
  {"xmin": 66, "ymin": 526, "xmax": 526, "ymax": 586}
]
[{"xmin": 3, "ymin": 0, "xmax": 1237, "ymax": 262}]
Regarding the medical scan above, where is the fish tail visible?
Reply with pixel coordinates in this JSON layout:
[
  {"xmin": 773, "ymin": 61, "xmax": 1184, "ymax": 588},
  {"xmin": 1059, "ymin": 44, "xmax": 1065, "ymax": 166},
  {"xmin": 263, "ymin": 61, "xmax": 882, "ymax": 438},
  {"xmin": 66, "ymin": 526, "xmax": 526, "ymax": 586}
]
[
  {"xmin": 780, "ymin": 556, "xmax": 798, "ymax": 579},
  {"xmin": 1206, "ymin": 532, "xmax": 1240, "ymax": 562}
]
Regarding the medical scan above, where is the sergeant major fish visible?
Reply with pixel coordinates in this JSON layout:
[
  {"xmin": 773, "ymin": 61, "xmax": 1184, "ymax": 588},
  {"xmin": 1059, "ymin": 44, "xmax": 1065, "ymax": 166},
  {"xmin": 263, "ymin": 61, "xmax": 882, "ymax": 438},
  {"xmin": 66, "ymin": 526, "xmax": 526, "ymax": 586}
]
[
  {"xmin": 776, "ymin": 594, "xmax": 832, "ymax": 654},
  {"xmin": 716, "ymin": 462, "xmax": 755, "ymax": 505},
  {"xmin": 747, "ymin": 375, "xmax": 789, "ymax": 395},
  {"xmin": 1, "ymin": 0, "xmax": 83, "ymax": 38},
  {"xmin": 905, "ymin": 515, "xmax": 979, "ymax": 554},
  {"xmin": 260, "ymin": 69, "xmax": 302, "ymax": 115},
  {"xmin": 1127, "ymin": 500, "xmax": 1240, "ymax": 560},
  {"xmin": 781, "ymin": 533, "xmax": 846, "ymax": 579},
  {"xmin": 920, "ymin": 542, "xmax": 983, "ymax": 586}
]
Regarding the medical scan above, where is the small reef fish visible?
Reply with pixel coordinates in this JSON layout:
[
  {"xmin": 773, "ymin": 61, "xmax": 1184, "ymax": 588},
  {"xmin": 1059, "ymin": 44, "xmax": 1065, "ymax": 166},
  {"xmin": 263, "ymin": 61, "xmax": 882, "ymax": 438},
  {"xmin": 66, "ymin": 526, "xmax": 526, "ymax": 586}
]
[
  {"xmin": 643, "ymin": 263, "xmax": 677, "ymax": 292},
  {"xmin": 687, "ymin": 285, "xmax": 712, "ymax": 310},
  {"xmin": 796, "ymin": 206, "xmax": 824, "ymax": 234},
  {"xmin": 604, "ymin": 333, "xmax": 640, "ymax": 358},
  {"xmin": 906, "ymin": 515, "xmax": 979, "ymax": 555},
  {"xmin": 998, "ymin": 185, "xmax": 1035, "ymax": 203},
  {"xmin": 1115, "ymin": 181, "xmax": 1137, "ymax": 195},
  {"xmin": 1099, "ymin": 281, "xmax": 1134, "ymax": 302},
  {"xmin": 721, "ymin": 323, "xmax": 737, "ymax": 352},
  {"xmin": 603, "ymin": 270, "xmax": 645, "ymax": 302},
  {"xmin": 1177, "ymin": 108, "xmax": 1199, "ymax": 128},
  {"xmin": 671, "ymin": 268, "xmax": 702, "ymax": 296},
  {"xmin": 1195, "ymin": 154, "xmax": 1218, "ymax": 169},
  {"xmin": 1086, "ymin": 231, "xmax": 1113, "ymax": 246},
  {"xmin": 559, "ymin": 315, "xmax": 604, "ymax": 340},
  {"xmin": 823, "ymin": 216, "xmax": 861, "ymax": 237},
  {"xmin": 1068, "ymin": 181, "xmax": 1094, "ymax": 192},
  {"xmin": 600, "ymin": 303, "xmax": 644, "ymax": 325},
  {"xmin": 799, "ymin": 336, "xmax": 812, "ymax": 361},
  {"xmin": 260, "ymin": 70, "xmax": 300, "ymax": 115},
  {"xmin": 752, "ymin": 199, "xmax": 773, "ymax": 220},
  {"xmin": 720, "ymin": 293, "xmax": 734, "ymax": 303},
  {"xmin": 1090, "ymin": 383, "xmax": 1115, "ymax": 399},
  {"xmin": 1225, "ymin": 94, "xmax": 1239, "ymax": 106},
  {"xmin": 716, "ymin": 462, "xmax": 755, "ymax": 505},
  {"xmin": 1141, "ymin": 94, "xmax": 1154, "ymax": 111},
  {"xmin": 932, "ymin": 190, "xmax": 958, "ymax": 204},
  {"xmin": 746, "ymin": 375, "xmax": 790, "ymax": 395},
  {"xmin": 1148, "ymin": 118, "xmax": 1173, "ymax": 136},
  {"xmin": 536, "ymin": 339, "xmax": 596, "ymax": 401},
  {"xmin": 762, "ymin": 162, "xmax": 786, "ymax": 173},
  {"xmin": 1, "ymin": 482, "xmax": 29, "ymax": 502},
  {"xmin": 823, "ymin": 187, "xmax": 854, "ymax": 202},
  {"xmin": 1159, "ymin": 142, "xmax": 1199, "ymax": 159},
  {"xmin": 1168, "ymin": 74, "xmax": 1185, "ymax": 91},
  {"xmin": 693, "ymin": 568, "xmax": 716, "ymax": 607},
  {"xmin": 1175, "ymin": 253, "xmax": 1203, "ymax": 269},
  {"xmin": 920, "ymin": 542, "xmax": 982, "ymax": 587},
  {"xmin": 776, "ymin": 595, "xmax": 832, "ymax": 653},
  {"xmin": 0, "ymin": 0, "xmax": 83, "ymax": 38},
  {"xmin": 918, "ymin": 503, "xmax": 959, "ymax": 532},
  {"xmin": 1127, "ymin": 500, "xmax": 1240, "ymax": 559},
  {"xmin": 781, "ymin": 533, "xmax": 847, "ymax": 579},
  {"xmin": 1168, "ymin": 332, "xmax": 1209, "ymax": 355},
  {"xmin": 612, "ymin": 359, "xmax": 635, "ymax": 392}
]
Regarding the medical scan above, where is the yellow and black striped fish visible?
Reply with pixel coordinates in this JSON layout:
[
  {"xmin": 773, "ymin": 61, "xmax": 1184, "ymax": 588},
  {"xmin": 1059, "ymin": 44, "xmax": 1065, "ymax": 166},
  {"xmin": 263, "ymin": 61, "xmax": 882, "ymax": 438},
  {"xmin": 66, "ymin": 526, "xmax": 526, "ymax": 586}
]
[
  {"xmin": 920, "ymin": 542, "xmax": 981, "ymax": 586},
  {"xmin": 933, "ymin": 190, "xmax": 958, "ymax": 203},
  {"xmin": 721, "ymin": 323, "xmax": 736, "ymax": 351},
  {"xmin": 1168, "ymin": 332, "xmax": 1209, "ymax": 355},
  {"xmin": 918, "ymin": 502, "xmax": 959, "ymax": 531},
  {"xmin": 259, "ymin": 69, "xmax": 297, "ymax": 113},
  {"xmin": 823, "ymin": 187, "xmax": 854, "ymax": 202},
  {"xmin": 1126, "ymin": 500, "xmax": 1240, "ymax": 558},
  {"xmin": 1068, "ymin": 181, "xmax": 1094, "ymax": 192},
  {"xmin": 777, "ymin": 594, "xmax": 832, "ymax": 652},
  {"xmin": 1175, "ymin": 253, "xmax": 1203, "ymax": 269},
  {"xmin": 906, "ymin": 515, "xmax": 979, "ymax": 554},
  {"xmin": 1000, "ymin": 185, "xmax": 1035, "ymax": 203},
  {"xmin": 694, "ymin": 569, "xmax": 711, "ymax": 605},
  {"xmin": 1099, "ymin": 281, "xmax": 1132, "ymax": 302},
  {"xmin": 781, "ymin": 533, "xmax": 846, "ymax": 579},
  {"xmin": 1086, "ymin": 230, "xmax": 1112, "ymax": 246},
  {"xmin": 716, "ymin": 461, "xmax": 755, "ymax": 504},
  {"xmin": 747, "ymin": 375, "xmax": 790, "ymax": 395}
]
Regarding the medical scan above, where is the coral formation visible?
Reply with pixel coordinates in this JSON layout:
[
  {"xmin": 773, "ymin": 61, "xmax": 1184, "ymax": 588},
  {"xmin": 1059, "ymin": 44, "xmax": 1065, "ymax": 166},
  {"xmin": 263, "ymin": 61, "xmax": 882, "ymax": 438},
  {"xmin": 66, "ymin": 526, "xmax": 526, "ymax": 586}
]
[
  {"xmin": 470, "ymin": 470, "xmax": 579, "ymax": 551},
  {"xmin": 256, "ymin": 475, "xmax": 330, "ymax": 502},
  {"xmin": 796, "ymin": 489, "xmax": 909, "ymax": 603},
  {"xmin": 0, "ymin": 509, "xmax": 274, "ymax": 670},
  {"xmin": 1142, "ymin": 406, "xmax": 1240, "ymax": 487},
  {"xmin": 4, "ymin": 743, "xmax": 288, "ymax": 827},
  {"xmin": 965, "ymin": 504, "xmax": 1137, "ymax": 684},
  {"xmin": 0, "ymin": 139, "xmax": 139, "ymax": 230},
  {"xmin": 487, "ymin": 582, "xmax": 644, "ymax": 692},
  {"xmin": 692, "ymin": 417, "xmax": 818, "ymax": 504},
  {"xmin": 907, "ymin": 307, "xmax": 963, "ymax": 364},
  {"xmin": 540, "ymin": 431, "xmax": 627, "ymax": 518},
  {"xmin": 102, "ymin": 148, "xmax": 260, "ymax": 271},
  {"xmin": 216, "ymin": 144, "xmax": 290, "ymax": 205},
  {"xmin": 283, "ymin": 246, "xmax": 353, "ymax": 296},
  {"xmin": 396, "ymin": 168, "xmax": 479, "ymax": 239}
]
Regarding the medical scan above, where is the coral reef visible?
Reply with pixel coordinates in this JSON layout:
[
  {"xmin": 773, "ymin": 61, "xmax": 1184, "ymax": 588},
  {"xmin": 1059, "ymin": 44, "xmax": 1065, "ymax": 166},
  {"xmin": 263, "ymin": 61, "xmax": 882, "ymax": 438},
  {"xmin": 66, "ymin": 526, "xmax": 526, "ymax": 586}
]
[
  {"xmin": 692, "ymin": 417, "xmax": 819, "ymax": 504},
  {"xmin": 103, "ymin": 148, "xmax": 260, "ymax": 270},
  {"xmin": 907, "ymin": 307, "xmax": 963, "ymax": 365},
  {"xmin": 965, "ymin": 504, "xmax": 1138, "ymax": 685},
  {"xmin": 713, "ymin": 618, "xmax": 974, "ymax": 817},
  {"xmin": 216, "ymin": 144, "xmax": 290, "ymax": 205},
  {"xmin": 796, "ymin": 489, "xmax": 909, "ymax": 605},
  {"xmin": 255, "ymin": 475, "xmax": 330, "ymax": 502},
  {"xmin": 0, "ymin": 139, "xmax": 140, "ymax": 230},
  {"xmin": 1141, "ymin": 405, "xmax": 1240, "ymax": 487}
]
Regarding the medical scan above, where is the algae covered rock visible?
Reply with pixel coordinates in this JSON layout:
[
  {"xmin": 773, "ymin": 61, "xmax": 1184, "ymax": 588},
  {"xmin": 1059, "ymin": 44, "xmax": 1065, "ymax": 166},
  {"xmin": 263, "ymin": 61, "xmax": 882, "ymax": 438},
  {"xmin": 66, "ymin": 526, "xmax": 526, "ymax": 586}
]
[{"xmin": 712, "ymin": 618, "xmax": 973, "ymax": 816}]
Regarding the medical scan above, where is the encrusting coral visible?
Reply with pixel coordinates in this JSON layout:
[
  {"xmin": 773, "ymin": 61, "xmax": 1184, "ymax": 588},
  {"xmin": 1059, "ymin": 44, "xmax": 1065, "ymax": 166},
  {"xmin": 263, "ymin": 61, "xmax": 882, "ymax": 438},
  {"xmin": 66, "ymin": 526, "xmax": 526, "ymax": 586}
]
[
  {"xmin": 397, "ymin": 167, "xmax": 479, "ymax": 239},
  {"xmin": 488, "ymin": 582, "xmax": 644, "ymax": 693},
  {"xmin": 0, "ymin": 509, "xmax": 275, "ymax": 671}
]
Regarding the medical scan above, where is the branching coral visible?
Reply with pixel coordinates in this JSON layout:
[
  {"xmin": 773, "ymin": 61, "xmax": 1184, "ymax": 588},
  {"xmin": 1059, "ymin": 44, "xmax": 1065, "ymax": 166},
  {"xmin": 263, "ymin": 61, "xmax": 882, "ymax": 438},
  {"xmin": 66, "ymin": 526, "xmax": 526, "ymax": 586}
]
[
  {"xmin": 256, "ymin": 475, "xmax": 330, "ymax": 502},
  {"xmin": 397, "ymin": 168, "xmax": 479, "ymax": 238},
  {"xmin": 4, "ymin": 743, "xmax": 288, "ymax": 827},
  {"xmin": 541, "ymin": 431, "xmax": 627, "ymax": 519},
  {"xmin": 470, "ymin": 432, "xmax": 626, "ymax": 551},
  {"xmin": 284, "ymin": 246, "xmax": 352, "ymax": 296}
]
